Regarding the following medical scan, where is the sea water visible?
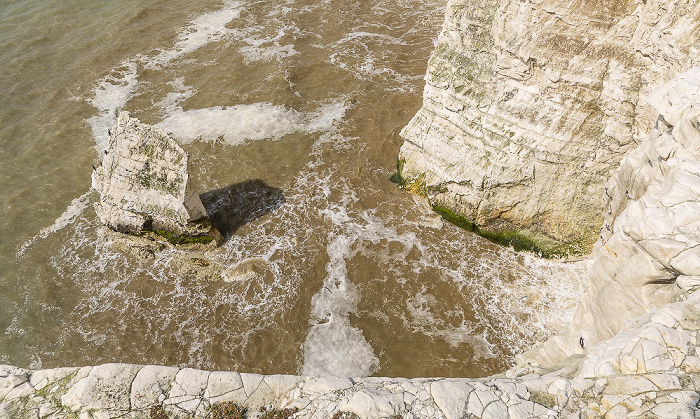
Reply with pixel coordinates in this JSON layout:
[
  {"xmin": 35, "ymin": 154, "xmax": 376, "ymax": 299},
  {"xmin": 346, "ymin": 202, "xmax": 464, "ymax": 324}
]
[{"xmin": 0, "ymin": 0, "xmax": 590, "ymax": 377}]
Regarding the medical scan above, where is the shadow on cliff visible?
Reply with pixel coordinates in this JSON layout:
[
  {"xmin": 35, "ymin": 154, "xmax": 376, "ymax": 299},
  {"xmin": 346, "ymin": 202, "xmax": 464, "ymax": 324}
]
[{"xmin": 200, "ymin": 180, "xmax": 285, "ymax": 241}]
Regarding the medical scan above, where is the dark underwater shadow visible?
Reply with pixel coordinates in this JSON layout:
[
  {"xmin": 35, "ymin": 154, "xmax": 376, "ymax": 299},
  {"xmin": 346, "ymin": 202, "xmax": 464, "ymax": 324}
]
[{"xmin": 200, "ymin": 180, "xmax": 285, "ymax": 241}]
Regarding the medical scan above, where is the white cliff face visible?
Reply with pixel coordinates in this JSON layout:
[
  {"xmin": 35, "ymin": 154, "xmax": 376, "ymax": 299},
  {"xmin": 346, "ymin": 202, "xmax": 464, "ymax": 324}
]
[
  {"xmin": 400, "ymin": 0, "xmax": 700, "ymax": 254},
  {"xmin": 91, "ymin": 112, "xmax": 211, "ymax": 238},
  {"xmin": 514, "ymin": 68, "xmax": 700, "ymax": 382}
]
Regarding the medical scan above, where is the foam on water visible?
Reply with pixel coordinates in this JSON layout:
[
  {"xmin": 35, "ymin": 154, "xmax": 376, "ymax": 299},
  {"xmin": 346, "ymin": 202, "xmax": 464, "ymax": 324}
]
[
  {"xmin": 154, "ymin": 78, "xmax": 196, "ymax": 116},
  {"xmin": 301, "ymin": 212, "xmax": 380, "ymax": 376},
  {"xmin": 147, "ymin": 1, "xmax": 243, "ymax": 69},
  {"xmin": 239, "ymin": 27, "xmax": 299, "ymax": 64},
  {"xmin": 16, "ymin": 190, "xmax": 94, "ymax": 258},
  {"xmin": 86, "ymin": 61, "xmax": 139, "ymax": 153},
  {"xmin": 403, "ymin": 286, "xmax": 494, "ymax": 357},
  {"xmin": 158, "ymin": 100, "xmax": 347, "ymax": 145},
  {"xmin": 86, "ymin": 1, "xmax": 244, "ymax": 152},
  {"xmin": 328, "ymin": 29, "xmax": 428, "ymax": 92}
]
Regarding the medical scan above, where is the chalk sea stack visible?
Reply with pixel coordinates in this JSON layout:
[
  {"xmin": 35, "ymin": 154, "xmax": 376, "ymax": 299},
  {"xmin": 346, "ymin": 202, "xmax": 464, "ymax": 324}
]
[{"xmin": 91, "ymin": 112, "xmax": 221, "ymax": 246}]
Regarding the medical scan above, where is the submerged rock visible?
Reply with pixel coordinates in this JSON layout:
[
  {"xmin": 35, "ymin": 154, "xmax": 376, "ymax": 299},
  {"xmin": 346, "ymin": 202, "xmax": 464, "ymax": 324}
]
[
  {"xmin": 221, "ymin": 258, "xmax": 274, "ymax": 283},
  {"xmin": 91, "ymin": 112, "xmax": 221, "ymax": 246},
  {"xmin": 172, "ymin": 253, "xmax": 223, "ymax": 282}
]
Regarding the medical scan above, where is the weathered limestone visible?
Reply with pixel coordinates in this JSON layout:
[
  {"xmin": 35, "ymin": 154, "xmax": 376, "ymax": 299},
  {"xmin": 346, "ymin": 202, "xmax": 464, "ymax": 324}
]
[
  {"xmin": 92, "ymin": 112, "xmax": 220, "ymax": 245},
  {"xmin": 2, "ymin": 362, "xmax": 699, "ymax": 418},
  {"xmin": 399, "ymin": 0, "xmax": 700, "ymax": 254},
  {"xmin": 513, "ymin": 68, "xmax": 700, "ymax": 381}
]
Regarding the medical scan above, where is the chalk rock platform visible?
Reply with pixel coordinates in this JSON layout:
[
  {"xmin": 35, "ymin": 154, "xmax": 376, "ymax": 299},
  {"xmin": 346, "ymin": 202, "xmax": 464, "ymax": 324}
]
[{"xmin": 2, "ymin": 362, "xmax": 700, "ymax": 418}]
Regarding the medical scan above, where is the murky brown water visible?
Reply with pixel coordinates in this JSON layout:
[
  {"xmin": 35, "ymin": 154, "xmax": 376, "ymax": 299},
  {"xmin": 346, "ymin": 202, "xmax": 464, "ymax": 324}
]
[{"xmin": 0, "ymin": 0, "xmax": 590, "ymax": 377}]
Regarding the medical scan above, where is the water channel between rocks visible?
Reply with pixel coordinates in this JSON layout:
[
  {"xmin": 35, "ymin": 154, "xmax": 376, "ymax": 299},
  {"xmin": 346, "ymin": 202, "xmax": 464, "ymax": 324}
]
[{"xmin": 0, "ymin": 0, "xmax": 590, "ymax": 378}]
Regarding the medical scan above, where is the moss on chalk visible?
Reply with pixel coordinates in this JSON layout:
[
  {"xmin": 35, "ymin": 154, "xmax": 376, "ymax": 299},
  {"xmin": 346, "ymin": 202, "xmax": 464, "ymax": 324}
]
[
  {"xmin": 392, "ymin": 159, "xmax": 586, "ymax": 257},
  {"xmin": 429, "ymin": 202, "xmax": 586, "ymax": 258},
  {"xmin": 390, "ymin": 159, "xmax": 427, "ymax": 198},
  {"xmin": 430, "ymin": 202, "xmax": 587, "ymax": 258},
  {"xmin": 151, "ymin": 229, "xmax": 214, "ymax": 246}
]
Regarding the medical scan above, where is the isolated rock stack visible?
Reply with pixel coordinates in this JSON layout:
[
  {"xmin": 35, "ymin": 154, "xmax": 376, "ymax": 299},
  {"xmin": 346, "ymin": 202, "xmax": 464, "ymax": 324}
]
[{"xmin": 91, "ymin": 112, "xmax": 221, "ymax": 246}]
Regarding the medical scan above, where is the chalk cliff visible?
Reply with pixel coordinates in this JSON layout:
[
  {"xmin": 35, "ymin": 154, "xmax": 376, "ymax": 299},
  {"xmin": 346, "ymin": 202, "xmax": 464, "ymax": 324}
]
[
  {"xmin": 513, "ymin": 67, "xmax": 700, "ymax": 384},
  {"xmin": 92, "ymin": 112, "xmax": 220, "ymax": 245},
  {"xmin": 399, "ymin": 0, "xmax": 700, "ymax": 255}
]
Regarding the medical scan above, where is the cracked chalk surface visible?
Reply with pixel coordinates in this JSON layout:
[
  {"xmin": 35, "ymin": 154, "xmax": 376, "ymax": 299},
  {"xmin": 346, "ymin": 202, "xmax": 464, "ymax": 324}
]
[{"xmin": 2, "ymin": 362, "xmax": 700, "ymax": 418}]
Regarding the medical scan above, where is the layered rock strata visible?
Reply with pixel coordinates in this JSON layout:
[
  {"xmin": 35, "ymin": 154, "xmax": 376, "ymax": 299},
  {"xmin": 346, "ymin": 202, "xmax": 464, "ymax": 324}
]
[
  {"xmin": 513, "ymin": 68, "xmax": 700, "ymax": 381},
  {"xmin": 92, "ymin": 112, "xmax": 220, "ymax": 245},
  {"xmin": 399, "ymin": 0, "xmax": 700, "ymax": 255}
]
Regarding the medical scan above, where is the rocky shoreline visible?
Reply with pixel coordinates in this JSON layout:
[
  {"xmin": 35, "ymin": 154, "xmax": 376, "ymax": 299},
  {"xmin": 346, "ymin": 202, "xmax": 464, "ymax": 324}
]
[
  {"xmin": 3, "ymin": 69, "xmax": 700, "ymax": 418},
  {"xmin": 3, "ymin": 362, "xmax": 699, "ymax": 418},
  {"xmin": 4, "ymin": 1, "xmax": 700, "ymax": 418}
]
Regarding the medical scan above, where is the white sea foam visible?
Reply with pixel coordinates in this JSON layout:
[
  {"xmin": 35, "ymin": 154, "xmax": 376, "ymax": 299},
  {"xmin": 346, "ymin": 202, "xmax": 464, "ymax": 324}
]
[
  {"xmin": 87, "ymin": 2, "xmax": 243, "ymax": 151},
  {"xmin": 403, "ymin": 288, "xmax": 493, "ymax": 355},
  {"xmin": 147, "ymin": 1, "xmax": 243, "ymax": 69},
  {"xmin": 338, "ymin": 31, "xmax": 410, "ymax": 46},
  {"xmin": 301, "ymin": 232, "xmax": 380, "ymax": 377},
  {"xmin": 86, "ymin": 61, "xmax": 139, "ymax": 153},
  {"xmin": 239, "ymin": 27, "xmax": 298, "ymax": 63},
  {"xmin": 302, "ymin": 316, "xmax": 379, "ymax": 377},
  {"xmin": 157, "ymin": 100, "xmax": 347, "ymax": 145},
  {"xmin": 17, "ymin": 190, "xmax": 93, "ymax": 257},
  {"xmin": 240, "ymin": 44, "xmax": 298, "ymax": 63},
  {"xmin": 328, "ymin": 29, "xmax": 425, "ymax": 91},
  {"xmin": 154, "ymin": 78, "xmax": 195, "ymax": 115},
  {"xmin": 301, "ymin": 206, "xmax": 427, "ymax": 377}
]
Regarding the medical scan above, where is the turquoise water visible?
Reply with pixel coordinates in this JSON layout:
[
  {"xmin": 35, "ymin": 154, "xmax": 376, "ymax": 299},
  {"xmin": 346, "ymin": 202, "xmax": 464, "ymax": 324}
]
[{"xmin": 0, "ymin": 0, "xmax": 589, "ymax": 377}]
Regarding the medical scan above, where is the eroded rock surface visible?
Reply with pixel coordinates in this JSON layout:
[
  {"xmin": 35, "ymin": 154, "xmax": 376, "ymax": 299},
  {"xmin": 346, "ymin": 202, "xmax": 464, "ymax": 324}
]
[
  {"xmin": 399, "ymin": 0, "xmax": 700, "ymax": 254},
  {"xmin": 513, "ymin": 68, "xmax": 700, "ymax": 384},
  {"xmin": 2, "ymin": 362, "xmax": 700, "ymax": 418},
  {"xmin": 92, "ymin": 112, "xmax": 220, "ymax": 245}
]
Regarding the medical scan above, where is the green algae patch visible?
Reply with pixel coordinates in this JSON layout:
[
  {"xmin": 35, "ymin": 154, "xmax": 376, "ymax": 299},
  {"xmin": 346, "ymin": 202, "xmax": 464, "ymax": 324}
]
[
  {"xmin": 391, "ymin": 159, "xmax": 427, "ymax": 198},
  {"xmin": 151, "ymin": 229, "xmax": 214, "ymax": 246},
  {"xmin": 390, "ymin": 159, "xmax": 406, "ymax": 185},
  {"xmin": 391, "ymin": 160, "xmax": 585, "ymax": 258},
  {"xmin": 430, "ymin": 202, "xmax": 585, "ymax": 259}
]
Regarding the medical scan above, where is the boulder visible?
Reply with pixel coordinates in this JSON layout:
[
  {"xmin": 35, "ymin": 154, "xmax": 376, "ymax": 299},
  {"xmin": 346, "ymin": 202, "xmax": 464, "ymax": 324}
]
[{"xmin": 91, "ymin": 112, "xmax": 221, "ymax": 246}]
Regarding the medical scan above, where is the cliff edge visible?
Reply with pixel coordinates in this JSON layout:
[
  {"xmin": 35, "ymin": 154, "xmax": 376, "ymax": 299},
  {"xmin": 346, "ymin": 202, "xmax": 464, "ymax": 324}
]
[{"xmin": 399, "ymin": 0, "xmax": 700, "ymax": 255}]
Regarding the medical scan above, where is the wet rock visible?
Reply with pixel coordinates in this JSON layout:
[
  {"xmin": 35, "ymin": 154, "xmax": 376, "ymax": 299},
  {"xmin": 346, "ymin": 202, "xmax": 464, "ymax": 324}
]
[
  {"xmin": 101, "ymin": 228, "xmax": 167, "ymax": 261},
  {"xmin": 172, "ymin": 253, "xmax": 223, "ymax": 282},
  {"xmin": 221, "ymin": 258, "xmax": 274, "ymax": 283},
  {"xmin": 91, "ymin": 111, "xmax": 221, "ymax": 246}
]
